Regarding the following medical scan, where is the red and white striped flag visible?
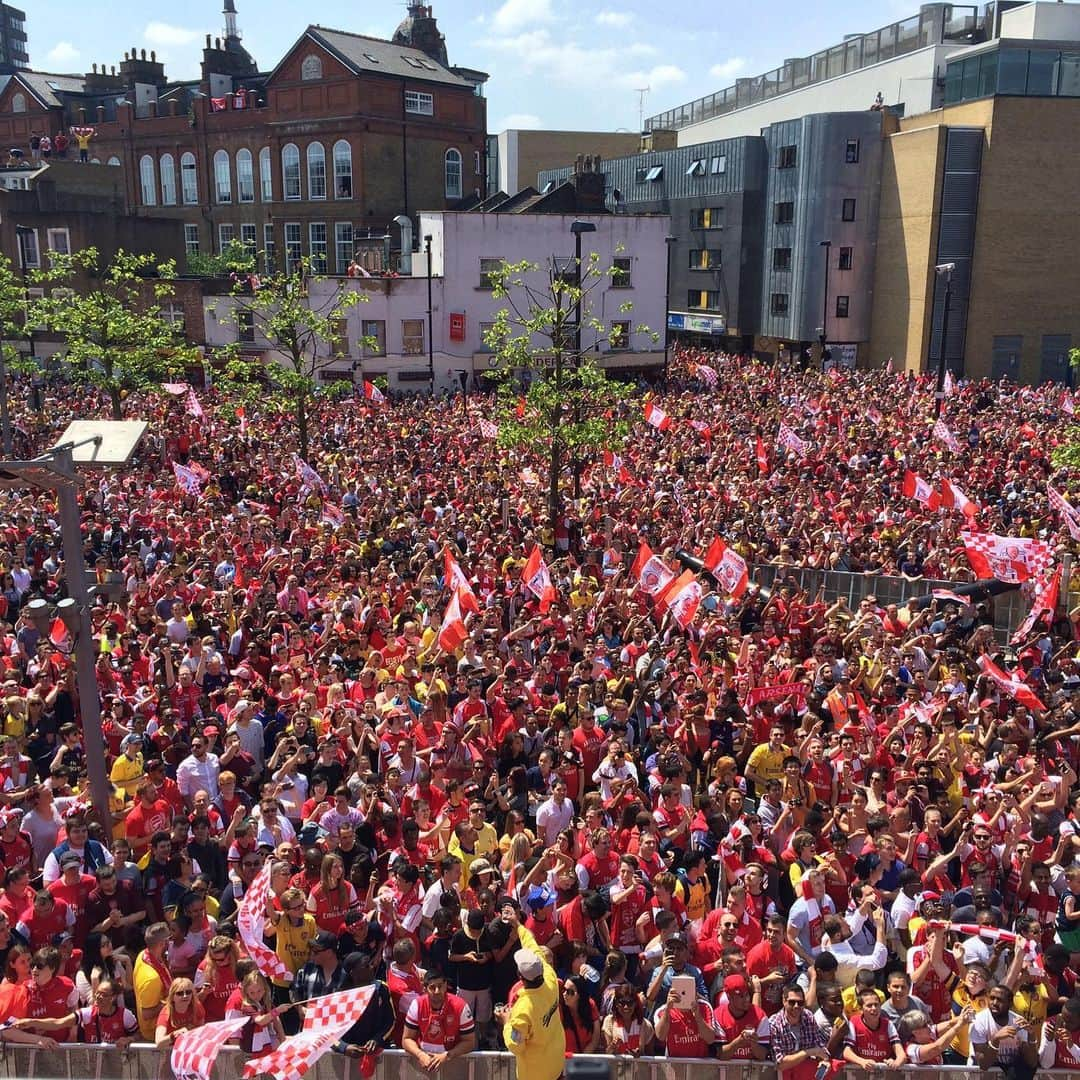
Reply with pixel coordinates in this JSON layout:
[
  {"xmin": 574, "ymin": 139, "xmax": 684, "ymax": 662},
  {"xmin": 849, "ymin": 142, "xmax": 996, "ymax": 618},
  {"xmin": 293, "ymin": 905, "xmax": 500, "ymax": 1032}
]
[
  {"xmin": 438, "ymin": 589, "xmax": 469, "ymax": 653},
  {"xmin": 977, "ymin": 652, "xmax": 1046, "ymax": 712},
  {"xmin": 172, "ymin": 1016, "xmax": 248, "ymax": 1080},
  {"xmin": 932, "ymin": 418, "xmax": 960, "ymax": 452},
  {"xmin": 173, "ymin": 462, "xmax": 203, "ymax": 498},
  {"xmin": 630, "ymin": 543, "xmax": 675, "ymax": 599},
  {"xmin": 1049, "ymin": 485, "xmax": 1080, "ymax": 541},
  {"xmin": 444, "ymin": 548, "xmax": 480, "ymax": 614},
  {"xmin": 294, "ymin": 455, "xmax": 327, "ymax": 492},
  {"xmin": 1011, "ymin": 566, "xmax": 1061, "ymax": 644},
  {"xmin": 940, "ymin": 477, "xmax": 978, "ymax": 519},
  {"xmin": 478, "ymin": 418, "xmax": 499, "ymax": 440},
  {"xmin": 242, "ymin": 986, "xmax": 376, "ymax": 1080},
  {"xmin": 236, "ymin": 860, "xmax": 294, "ymax": 984},
  {"xmin": 185, "ymin": 390, "xmax": 204, "ymax": 419},
  {"xmin": 702, "ymin": 536, "xmax": 749, "ymax": 599},
  {"xmin": 902, "ymin": 470, "xmax": 940, "ymax": 509},
  {"xmin": 522, "ymin": 546, "xmax": 556, "ymax": 612},
  {"xmin": 644, "ymin": 402, "xmax": 671, "ymax": 431},
  {"xmin": 363, "ymin": 380, "xmax": 385, "ymax": 403},
  {"xmin": 777, "ymin": 422, "xmax": 806, "ymax": 458},
  {"xmin": 695, "ymin": 363, "xmax": 718, "ymax": 387}
]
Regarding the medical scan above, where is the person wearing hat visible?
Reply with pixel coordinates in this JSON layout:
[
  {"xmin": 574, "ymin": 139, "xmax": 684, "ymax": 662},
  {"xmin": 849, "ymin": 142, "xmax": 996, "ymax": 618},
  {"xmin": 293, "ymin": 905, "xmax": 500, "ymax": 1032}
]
[
  {"xmin": 290, "ymin": 928, "xmax": 346, "ymax": 1016},
  {"xmin": 109, "ymin": 734, "xmax": 145, "ymax": 798},
  {"xmin": 523, "ymin": 885, "xmax": 562, "ymax": 952},
  {"xmin": 47, "ymin": 851, "xmax": 96, "ymax": 946},
  {"xmin": 449, "ymin": 909, "xmax": 495, "ymax": 1047},
  {"xmin": 402, "ymin": 965, "xmax": 477, "ymax": 1071},
  {"xmin": 494, "ymin": 907, "xmax": 563, "ymax": 1080},
  {"xmin": 714, "ymin": 973, "xmax": 770, "ymax": 1060}
]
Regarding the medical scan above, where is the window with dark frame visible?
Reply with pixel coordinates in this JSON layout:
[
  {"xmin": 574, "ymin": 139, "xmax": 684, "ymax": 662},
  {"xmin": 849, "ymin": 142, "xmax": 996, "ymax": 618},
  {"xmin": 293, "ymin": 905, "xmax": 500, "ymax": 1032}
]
[
  {"xmin": 835, "ymin": 295, "xmax": 850, "ymax": 318},
  {"xmin": 775, "ymin": 201, "xmax": 794, "ymax": 224},
  {"xmin": 773, "ymin": 247, "xmax": 792, "ymax": 270},
  {"xmin": 238, "ymin": 310, "xmax": 255, "ymax": 344},
  {"xmin": 770, "ymin": 292, "xmax": 789, "ymax": 315},
  {"xmin": 611, "ymin": 256, "xmax": 632, "ymax": 288},
  {"xmin": 777, "ymin": 144, "xmax": 797, "ymax": 169},
  {"xmin": 842, "ymin": 198, "xmax": 857, "ymax": 221},
  {"xmin": 838, "ymin": 246, "xmax": 853, "ymax": 270},
  {"xmin": 845, "ymin": 139, "xmax": 860, "ymax": 163}
]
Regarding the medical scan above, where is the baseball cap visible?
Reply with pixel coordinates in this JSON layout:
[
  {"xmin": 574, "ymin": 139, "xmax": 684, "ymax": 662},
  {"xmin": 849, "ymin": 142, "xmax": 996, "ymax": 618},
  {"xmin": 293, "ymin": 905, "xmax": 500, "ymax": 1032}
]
[
  {"xmin": 312, "ymin": 931, "xmax": 338, "ymax": 952},
  {"xmin": 526, "ymin": 885, "xmax": 555, "ymax": 910},
  {"xmin": 121, "ymin": 733, "xmax": 141, "ymax": 749},
  {"xmin": 723, "ymin": 974, "xmax": 751, "ymax": 994},
  {"xmin": 514, "ymin": 948, "xmax": 543, "ymax": 980}
]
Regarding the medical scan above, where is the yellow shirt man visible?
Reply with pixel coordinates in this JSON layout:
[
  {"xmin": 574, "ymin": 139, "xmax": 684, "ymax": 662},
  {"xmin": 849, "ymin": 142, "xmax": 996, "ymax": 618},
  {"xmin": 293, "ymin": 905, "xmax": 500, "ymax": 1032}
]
[
  {"xmin": 500, "ymin": 920, "xmax": 564, "ymax": 1080},
  {"xmin": 268, "ymin": 911, "xmax": 319, "ymax": 987},
  {"xmin": 110, "ymin": 747, "xmax": 145, "ymax": 797}
]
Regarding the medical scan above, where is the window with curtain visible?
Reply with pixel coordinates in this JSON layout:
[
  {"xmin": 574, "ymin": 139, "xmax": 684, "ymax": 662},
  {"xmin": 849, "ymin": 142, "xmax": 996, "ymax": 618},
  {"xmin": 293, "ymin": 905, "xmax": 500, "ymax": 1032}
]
[
  {"xmin": 159, "ymin": 154, "xmax": 176, "ymax": 205},
  {"xmin": 259, "ymin": 147, "xmax": 272, "ymax": 201},
  {"xmin": 307, "ymin": 142, "xmax": 326, "ymax": 200},
  {"xmin": 181, "ymin": 152, "xmax": 198, "ymax": 204},
  {"xmin": 236, "ymin": 149, "xmax": 254, "ymax": 202},
  {"xmin": 214, "ymin": 149, "xmax": 232, "ymax": 204},
  {"xmin": 139, "ymin": 155, "xmax": 157, "ymax": 206},
  {"xmin": 333, "ymin": 140, "xmax": 352, "ymax": 198},
  {"xmin": 282, "ymin": 144, "xmax": 301, "ymax": 200},
  {"xmin": 444, "ymin": 148, "xmax": 462, "ymax": 199}
]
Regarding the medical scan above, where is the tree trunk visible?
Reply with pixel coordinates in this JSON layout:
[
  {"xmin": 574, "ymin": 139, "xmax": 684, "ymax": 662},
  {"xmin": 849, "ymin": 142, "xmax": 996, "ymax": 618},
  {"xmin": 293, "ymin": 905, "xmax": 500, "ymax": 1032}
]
[
  {"xmin": 109, "ymin": 386, "xmax": 122, "ymax": 420},
  {"xmin": 297, "ymin": 393, "xmax": 309, "ymax": 460}
]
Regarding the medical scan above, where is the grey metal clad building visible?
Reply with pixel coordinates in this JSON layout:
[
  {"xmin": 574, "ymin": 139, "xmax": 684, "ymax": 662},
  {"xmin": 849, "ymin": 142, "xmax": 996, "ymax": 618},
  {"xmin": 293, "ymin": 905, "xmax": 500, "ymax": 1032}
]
[{"xmin": 538, "ymin": 135, "xmax": 768, "ymax": 351}]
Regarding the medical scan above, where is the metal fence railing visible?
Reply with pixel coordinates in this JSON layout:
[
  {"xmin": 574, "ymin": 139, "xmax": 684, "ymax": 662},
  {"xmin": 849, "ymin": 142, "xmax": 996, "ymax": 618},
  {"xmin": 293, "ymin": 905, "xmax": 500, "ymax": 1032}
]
[
  {"xmin": 0, "ymin": 1046, "xmax": 1073, "ymax": 1080},
  {"xmin": 0, "ymin": 1045, "xmax": 1073, "ymax": 1080}
]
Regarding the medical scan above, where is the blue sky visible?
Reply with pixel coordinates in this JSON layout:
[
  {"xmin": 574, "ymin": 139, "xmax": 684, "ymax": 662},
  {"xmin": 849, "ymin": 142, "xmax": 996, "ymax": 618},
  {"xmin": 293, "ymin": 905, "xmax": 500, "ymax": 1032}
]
[{"xmin": 26, "ymin": 0, "xmax": 913, "ymax": 132}]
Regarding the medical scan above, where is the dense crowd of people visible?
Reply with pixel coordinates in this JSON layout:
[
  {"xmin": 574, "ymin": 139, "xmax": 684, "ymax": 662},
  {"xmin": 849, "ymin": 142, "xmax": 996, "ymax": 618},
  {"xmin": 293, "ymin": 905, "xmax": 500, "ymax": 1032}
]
[{"xmin": 1, "ymin": 350, "xmax": 1080, "ymax": 1078}]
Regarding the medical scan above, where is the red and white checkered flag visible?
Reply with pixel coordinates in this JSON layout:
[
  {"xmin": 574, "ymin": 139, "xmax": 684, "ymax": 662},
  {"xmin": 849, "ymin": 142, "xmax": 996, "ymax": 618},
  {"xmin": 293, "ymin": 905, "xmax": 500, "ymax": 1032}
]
[
  {"xmin": 932, "ymin": 418, "xmax": 960, "ymax": 452},
  {"xmin": 173, "ymin": 462, "xmax": 203, "ymax": 497},
  {"xmin": 237, "ymin": 860, "xmax": 294, "ymax": 984},
  {"xmin": 243, "ymin": 986, "xmax": 376, "ymax": 1080},
  {"xmin": 694, "ymin": 362, "xmax": 718, "ymax": 387},
  {"xmin": 172, "ymin": 1016, "xmax": 248, "ymax": 1080},
  {"xmin": 478, "ymin": 418, "xmax": 499, "ymax": 440},
  {"xmin": 962, "ymin": 531, "xmax": 1054, "ymax": 584},
  {"xmin": 1049, "ymin": 485, "xmax": 1080, "ymax": 541},
  {"xmin": 777, "ymin": 422, "xmax": 807, "ymax": 458}
]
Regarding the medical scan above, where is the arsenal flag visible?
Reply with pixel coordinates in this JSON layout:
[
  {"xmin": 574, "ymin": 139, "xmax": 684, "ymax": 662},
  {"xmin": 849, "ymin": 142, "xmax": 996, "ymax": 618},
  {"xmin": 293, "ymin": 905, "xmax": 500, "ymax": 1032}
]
[
  {"xmin": 630, "ymin": 542, "xmax": 675, "ymax": 598},
  {"xmin": 976, "ymin": 653, "xmax": 1046, "ymax": 712},
  {"xmin": 362, "ymin": 380, "xmax": 385, "ymax": 403},
  {"xmin": 962, "ymin": 531, "xmax": 1053, "ymax": 584},
  {"xmin": 702, "ymin": 537, "xmax": 749, "ymax": 599},
  {"xmin": 644, "ymin": 402, "xmax": 671, "ymax": 431},
  {"xmin": 902, "ymin": 470, "xmax": 941, "ymax": 509},
  {"xmin": 438, "ymin": 590, "xmax": 469, "ymax": 653},
  {"xmin": 1011, "ymin": 566, "xmax": 1061, "ymax": 645},
  {"xmin": 522, "ymin": 546, "xmax": 556, "ymax": 612},
  {"xmin": 755, "ymin": 435, "xmax": 768, "ymax": 474},
  {"xmin": 444, "ymin": 548, "xmax": 480, "ymax": 614},
  {"xmin": 940, "ymin": 477, "xmax": 978, "ymax": 519},
  {"xmin": 658, "ymin": 570, "xmax": 702, "ymax": 629}
]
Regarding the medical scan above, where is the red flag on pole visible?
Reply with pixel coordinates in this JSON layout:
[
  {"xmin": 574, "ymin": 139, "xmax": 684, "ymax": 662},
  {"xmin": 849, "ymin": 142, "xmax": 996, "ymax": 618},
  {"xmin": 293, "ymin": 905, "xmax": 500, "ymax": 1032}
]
[
  {"xmin": 444, "ymin": 548, "xmax": 480, "ymax": 614},
  {"xmin": 976, "ymin": 653, "xmax": 1046, "ymax": 712},
  {"xmin": 702, "ymin": 537, "xmax": 749, "ymax": 599},
  {"xmin": 438, "ymin": 590, "xmax": 469, "ymax": 653},
  {"xmin": 755, "ymin": 435, "xmax": 768, "ymax": 474},
  {"xmin": 363, "ymin": 380, "xmax": 385, "ymax": 403},
  {"xmin": 657, "ymin": 569, "xmax": 703, "ymax": 629},
  {"xmin": 630, "ymin": 543, "xmax": 675, "ymax": 598},
  {"xmin": 902, "ymin": 470, "xmax": 941, "ymax": 509},
  {"xmin": 644, "ymin": 402, "xmax": 671, "ymax": 431},
  {"xmin": 522, "ymin": 546, "xmax": 556, "ymax": 612}
]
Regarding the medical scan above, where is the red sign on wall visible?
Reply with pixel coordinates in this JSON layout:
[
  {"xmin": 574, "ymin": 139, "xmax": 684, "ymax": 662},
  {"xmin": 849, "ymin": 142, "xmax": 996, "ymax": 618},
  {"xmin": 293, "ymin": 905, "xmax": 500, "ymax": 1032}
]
[{"xmin": 449, "ymin": 312, "xmax": 466, "ymax": 341}]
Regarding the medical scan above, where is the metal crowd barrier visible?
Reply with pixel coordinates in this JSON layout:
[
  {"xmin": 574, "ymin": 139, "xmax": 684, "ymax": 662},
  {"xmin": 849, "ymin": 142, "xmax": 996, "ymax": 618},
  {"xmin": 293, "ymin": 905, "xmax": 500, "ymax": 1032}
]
[
  {"xmin": 0, "ymin": 1046, "xmax": 1073, "ymax": 1080},
  {"xmin": 748, "ymin": 563, "xmax": 1046, "ymax": 639}
]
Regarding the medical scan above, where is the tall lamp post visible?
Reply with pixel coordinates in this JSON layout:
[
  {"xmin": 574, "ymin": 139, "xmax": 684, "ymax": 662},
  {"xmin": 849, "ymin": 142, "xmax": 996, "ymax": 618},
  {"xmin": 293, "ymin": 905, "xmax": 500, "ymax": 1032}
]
[
  {"xmin": 933, "ymin": 262, "xmax": 955, "ymax": 417},
  {"xmin": 424, "ymin": 234, "xmax": 434, "ymax": 397},
  {"xmin": 0, "ymin": 420, "xmax": 147, "ymax": 831},
  {"xmin": 663, "ymin": 235, "xmax": 677, "ymax": 388},
  {"xmin": 819, "ymin": 240, "xmax": 832, "ymax": 370}
]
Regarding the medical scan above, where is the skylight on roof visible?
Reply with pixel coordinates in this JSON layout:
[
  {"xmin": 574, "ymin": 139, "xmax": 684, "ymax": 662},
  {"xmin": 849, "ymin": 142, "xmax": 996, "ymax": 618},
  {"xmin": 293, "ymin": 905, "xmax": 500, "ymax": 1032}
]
[{"xmin": 363, "ymin": 53, "xmax": 380, "ymax": 63}]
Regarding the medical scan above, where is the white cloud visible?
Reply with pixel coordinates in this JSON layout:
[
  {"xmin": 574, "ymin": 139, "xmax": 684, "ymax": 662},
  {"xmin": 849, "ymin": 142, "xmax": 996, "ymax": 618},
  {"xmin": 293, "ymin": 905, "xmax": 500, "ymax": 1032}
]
[
  {"xmin": 709, "ymin": 57, "xmax": 749, "ymax": 81},
  {"xmin": 595, "ymin": 10, "xmax": 633, "ymax": 27},
  {"xmin": 491, "ymin": 0, "xmax": 554, "ymax": 33},
  {"xmin": 494, "ymin": 112, "xmax": 544, "ymax": 130},
  {"xmin": 143, "ymin": 21, "xmax": 202, "ymax": 47},
  {"xmin": 46, "ymin": 41, "xmax": 80, "ymax": 65},
  {"xmin": 644, "ymin": 64, "xmax": 687, "ymax": 89}
]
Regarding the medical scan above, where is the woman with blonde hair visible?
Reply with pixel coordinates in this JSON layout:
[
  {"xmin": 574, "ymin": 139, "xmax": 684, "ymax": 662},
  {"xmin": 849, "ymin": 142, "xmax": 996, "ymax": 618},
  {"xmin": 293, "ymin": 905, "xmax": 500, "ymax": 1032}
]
[
  {"xmin": 226, "ymin": 969, "xmax": 284, "ymax": 1056},
  {"xmin": 194, "ymin": 935, "xmax": 240, "ymax": 1022},
  {"xmin": 306, "ymin": 852, "xmax": 358, "ymax": 935},
  {"xmin": 154, "ymin": 977, "xmax": 205, "ymax": 1048}
]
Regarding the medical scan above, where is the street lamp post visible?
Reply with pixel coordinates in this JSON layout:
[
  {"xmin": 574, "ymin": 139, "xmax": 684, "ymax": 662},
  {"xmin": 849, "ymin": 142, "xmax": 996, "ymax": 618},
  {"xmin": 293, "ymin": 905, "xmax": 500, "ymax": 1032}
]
[
  {"xmin": 663, "ymin": 235, "xmax": 677, "ymax": 388},
  {"xmin": 424, "ymin": 234, "xmax": 434, "ymax": 397},
  {"xmin": 819, "ymin": 240, "xmax": 832, "ymax": 370},
  {"xmin": 0, "ymin": 421, "xmax": 147, "ymax": 831},
  {"xmin": 933, "ymin": 262, "xmax": 955, "ymax": 417}
]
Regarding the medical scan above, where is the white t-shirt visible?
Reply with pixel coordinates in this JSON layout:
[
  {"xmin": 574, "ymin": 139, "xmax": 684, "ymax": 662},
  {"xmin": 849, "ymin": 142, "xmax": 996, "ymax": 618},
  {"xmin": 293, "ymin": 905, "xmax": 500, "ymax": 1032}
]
[
  {"xmin": 969, "ymin": 1007, "xmax": 1028, "ymax": 1066},
  {"xmin": 535, "ymin": 796, "xmax": 574, "ymax": 846}
]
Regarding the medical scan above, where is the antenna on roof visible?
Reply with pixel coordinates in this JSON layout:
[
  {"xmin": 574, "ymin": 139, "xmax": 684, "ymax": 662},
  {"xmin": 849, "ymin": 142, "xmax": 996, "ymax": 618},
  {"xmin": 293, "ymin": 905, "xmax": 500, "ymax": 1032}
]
[{"xmin": 635, "ymin": 87, "xmax": 650, "ymax": 133}]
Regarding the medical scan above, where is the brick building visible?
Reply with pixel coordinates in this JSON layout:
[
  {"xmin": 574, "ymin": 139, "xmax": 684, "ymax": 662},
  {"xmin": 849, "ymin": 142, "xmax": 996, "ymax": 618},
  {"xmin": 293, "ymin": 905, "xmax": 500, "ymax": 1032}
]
[{"xmin": 0, "ymin": 2, "xmax": 487, "ymax": 275}]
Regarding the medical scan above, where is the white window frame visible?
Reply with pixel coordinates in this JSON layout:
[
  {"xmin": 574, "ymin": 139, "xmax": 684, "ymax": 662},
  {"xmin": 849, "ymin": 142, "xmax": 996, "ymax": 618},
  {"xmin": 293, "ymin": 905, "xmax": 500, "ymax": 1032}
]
[
  {"xmin": 404, "ymin": 90, "xmax": 433, "ymax": 115},
  {"xmin": 307, "ymin": 142, "xmax": 326, "ymax": 201},
  {"xmin": 309, "ymin": 222, "xmax": 327, "ymax": 272},
  {"xmin": 362, "ymin": 320, "xmax": 386, "ymax": 357},
  {"xmin": 402, "ymin": 319, "xmax": 425, "ymax": 355},
  {"xmin": 139, "ymin": 154, "xmax": 157, "ymax": 206},
  {"xmin": 181, "ymin": 152, "xmax": 198, "ymax": 205},
  {"xmin": 236, "ymin": 149, "xmax": 254, "ymax": 203},
  {"xmin": 240, "ymin": 223, "xmax": 258, "ymax": 256},
  {"xmin": 333, "ymin": 140, "xmax": 352, "ymax": 199},
  {"xmin": 238, "ymin": 310, "xmax": 256, "ymax": 344},
  {"xmin": 259, "ymin": 147, "xmax": 273, "ymax": 202},
  {"xmin": 218, "ymin": 223, "xmax": 235, "ymax": 251},
  {"xmin": 334, "ymin": 222, "xmax": 354, "ymax": 274},
  {"xmin": 159, "ymin": 154, "xmax": 177, "ymax": 205},
  {"xmin": 18, "ymin": 227, "xmax": 39, "ymax": 269},
  {"xmin": 263, "ymin": 223, "xmax": 276, "ymax": 273},
  {"xmin": 282, "ymin": 144, "xmax": 301, "ymax": 201},
  {"xmin": 214, "ymin": 149, "xmax": 232, "ymax": 204},
  {"xmin": 46, "ymin": 228, "xmax": 71, "ymax": 256},
  {"xmin": 184, "ymin": 224, "xmax": 200, "ymax": 256},
  {"xmin": 444, "ymin": 147, "xmax": 462, "ymax": 199},
  {"xmin": 284, "ymin": 222, "xmax": 302, "ymax": 274},
  {"xmin": 161, "ymin": 302, "xmax": 186, "ymax": 332}
]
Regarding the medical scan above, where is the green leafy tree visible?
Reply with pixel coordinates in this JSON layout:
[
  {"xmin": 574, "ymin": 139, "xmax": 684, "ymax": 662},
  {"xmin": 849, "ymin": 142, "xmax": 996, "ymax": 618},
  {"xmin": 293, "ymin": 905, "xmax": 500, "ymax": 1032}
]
[
  {"xmin": 186, "ymin": 238, "xmax": 257, "ymax": 279},
  {"xmin": 484, "ymin": 252, "xmax": 652, "ymax": 534},
  {"xmin": 30, "ymin": 248, "xmax": 199, "ymax": 419},
  {"xmin": 1052, "ymin": 348, "xmax": 1080, "ymax": 468},
  {"xmin": 210, "ymin": 256, "xmax": 365, "ymax": 459}
]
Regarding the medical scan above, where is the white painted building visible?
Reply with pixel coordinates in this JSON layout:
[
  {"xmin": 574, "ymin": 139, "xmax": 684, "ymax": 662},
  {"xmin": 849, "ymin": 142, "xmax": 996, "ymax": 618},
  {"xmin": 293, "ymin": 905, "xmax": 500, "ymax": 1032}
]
[{"xmin": 202, "ymin": 208, "xmax": 671, "ymax": 393}]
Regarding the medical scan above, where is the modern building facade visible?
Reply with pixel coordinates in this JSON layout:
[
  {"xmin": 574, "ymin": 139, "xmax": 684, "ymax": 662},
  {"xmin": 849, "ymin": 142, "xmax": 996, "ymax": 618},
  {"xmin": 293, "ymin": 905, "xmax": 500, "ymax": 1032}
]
[
  {"xmin": 0, "ymin": 4, "xmax": 28, "ymax": 75},
  {"xmin": 0, "ymin": 2, "xmax": 487, "ymax": 273}
]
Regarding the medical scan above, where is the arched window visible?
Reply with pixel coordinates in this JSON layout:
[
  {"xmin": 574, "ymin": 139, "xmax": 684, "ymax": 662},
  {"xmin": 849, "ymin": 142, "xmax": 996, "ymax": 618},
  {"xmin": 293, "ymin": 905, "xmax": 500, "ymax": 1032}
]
[
  {"xmin": 333, "ymin": 139, "xmax": 352, "ymax": 199},
  {"xmin": 139, "ymin": 154, "xmax": 157, "ymax": 206},
  {"xmin": 282, "ymin": 143, "xmax": 301, "ymax": 200},
  {"xmin": 181, "ymin": 152, "xmax": 198, "ymax": 204},
  {"xmin": 11, "ymin": 92, "xmax": 25, "ymax": 113},
  {"xmin": 159, "ymin": 153, "xmax": 177, "ymax": 205},
  {"xmin": 236, "ymin": 148, "xmax": 254, "ymax": 202},
  {"xmin": 444, "ymin": 148, "xmax": 462, "ymax": 200},
  {"xmin": 107, "ymin": 156, "xmax": 121, "ymax": 167},
  {"xmin": 259, "ymin": 146, "xmax": 272, "ymax": 201},
  {"xmin": 301, "ymin": 54, "xmax": 323, "ymax": 81},
  {"xmin": 213, "ymin": 149, "xmax": 231, "ymax": 204},
  {"xmin": 306, "ymin": 141, "xmax": 326, "ymax": 200}
]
